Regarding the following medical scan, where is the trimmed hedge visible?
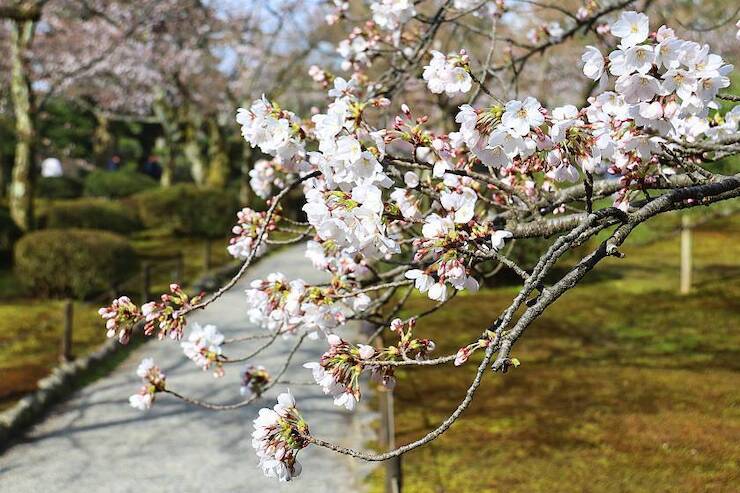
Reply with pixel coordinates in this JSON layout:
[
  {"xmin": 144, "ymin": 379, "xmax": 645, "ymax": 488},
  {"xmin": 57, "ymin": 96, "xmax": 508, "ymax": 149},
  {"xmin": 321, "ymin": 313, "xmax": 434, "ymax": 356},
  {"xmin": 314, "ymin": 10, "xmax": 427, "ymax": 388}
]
[
  {"xmin": 84, "ymin": 170, "xmax": 157, "ymax": 199},
  {"xmin": 133, "ymin": 184, "xmax": 238, "ymax": 238},
  {"xmin": 0, "ymin": 206, "xmax": 22, "ymax": 258},
  {"xmin": 15, "ymin": 229, "xmax": 138, "ymax": 299},
  {"xmin": 41, "ymin": 198, "xmax": 141, "ymax": 235},
  {"xmin": 36, "ymin": 176, "xmax": 84, "ymax": 200}
]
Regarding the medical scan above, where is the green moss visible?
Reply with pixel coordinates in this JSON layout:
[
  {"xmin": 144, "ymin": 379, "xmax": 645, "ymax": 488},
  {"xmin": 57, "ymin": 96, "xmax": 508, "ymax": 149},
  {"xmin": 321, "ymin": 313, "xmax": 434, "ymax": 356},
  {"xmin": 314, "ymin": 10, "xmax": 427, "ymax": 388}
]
[{"xmin": 0, "ymin": 300, "xmax": 106, "ymax": 409}]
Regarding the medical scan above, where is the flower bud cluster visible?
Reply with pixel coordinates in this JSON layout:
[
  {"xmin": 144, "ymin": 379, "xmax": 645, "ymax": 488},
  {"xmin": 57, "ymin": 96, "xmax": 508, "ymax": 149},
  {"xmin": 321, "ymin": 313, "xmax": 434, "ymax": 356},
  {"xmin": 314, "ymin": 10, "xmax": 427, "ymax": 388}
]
[
  {"xmin": 252, "ymin": 391, "xmax": 309, "ymax": 482},
  {"xmin": 303, "ymin": 334, "xmax": 376, "ymax": 411},
  {"xmin": 129, "ymin": 357, "xmax": 166, "ymax": 411},
  {"xmin": 227, "ymin": 206, "xmax": 277, "ymax": 260},
  {"xmin": 141, "ymin": 284, "xmax": 203, "ymax": 341},
  {"xmin": 99, "ymin": 296, "xmax": 140, "ymax": 344},
  {"xmin": 240, "ymin": 365, "xmax": 271, "ymax": 397}
]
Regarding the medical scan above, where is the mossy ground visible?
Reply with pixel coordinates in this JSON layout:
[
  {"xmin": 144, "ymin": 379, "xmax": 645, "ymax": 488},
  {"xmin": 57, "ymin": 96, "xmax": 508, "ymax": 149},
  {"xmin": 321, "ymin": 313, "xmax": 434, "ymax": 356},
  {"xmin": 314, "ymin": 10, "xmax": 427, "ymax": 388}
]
[
  {"xmin": 367, "ymin": 212, "xmax": 739, "ymax": 493},
  {"xmin": 0, "ymin": 231, "xmax": 233, "ymax": 410}
]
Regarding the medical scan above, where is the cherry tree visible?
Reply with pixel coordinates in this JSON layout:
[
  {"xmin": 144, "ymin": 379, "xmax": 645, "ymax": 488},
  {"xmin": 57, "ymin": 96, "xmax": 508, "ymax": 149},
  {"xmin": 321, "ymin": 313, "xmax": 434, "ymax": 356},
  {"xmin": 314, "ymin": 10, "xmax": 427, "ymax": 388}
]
[
  {"xmin": 0, "ymin": 0, "xmax": 162, "ymax": 226},
  {"xmin": 99, "ymin": 1, "xmax": 738, "ymax": 482}
]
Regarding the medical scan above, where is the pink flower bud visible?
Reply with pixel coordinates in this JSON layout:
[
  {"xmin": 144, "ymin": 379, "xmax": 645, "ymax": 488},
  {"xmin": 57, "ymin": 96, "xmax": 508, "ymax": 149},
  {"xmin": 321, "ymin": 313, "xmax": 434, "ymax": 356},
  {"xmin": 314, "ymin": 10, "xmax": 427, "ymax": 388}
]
[
  {"xmin": 454, "ymin": 347, "xmax": 470, "ymax": 366},
  {"xmin": 357, "ymin": 344, "xmax": 375, "ymax": 360}
]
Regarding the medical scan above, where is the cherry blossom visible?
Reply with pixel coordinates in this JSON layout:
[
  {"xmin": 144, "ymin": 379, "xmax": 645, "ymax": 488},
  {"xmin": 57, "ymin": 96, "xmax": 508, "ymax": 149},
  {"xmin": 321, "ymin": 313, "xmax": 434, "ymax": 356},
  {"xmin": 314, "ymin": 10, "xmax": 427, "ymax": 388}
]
[
  {"xmin": 423, "ymin": 51, "xmax": 473, "ymax": 95},
  {"xmin": 181, "ymin": 323, "xmax": 226, "ymax": 376},
  {"xmin": 610, "ymin": 11, "xmax": 650, "ymax": 48}
]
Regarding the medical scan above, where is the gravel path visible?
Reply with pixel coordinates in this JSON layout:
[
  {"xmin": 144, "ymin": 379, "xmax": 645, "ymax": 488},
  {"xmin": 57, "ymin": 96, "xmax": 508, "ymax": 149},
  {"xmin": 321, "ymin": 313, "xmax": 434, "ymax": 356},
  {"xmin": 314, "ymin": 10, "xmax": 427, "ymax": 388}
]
[{"xmin": 0, "ymin": 245, "xmax": 376, "ymax": 492}]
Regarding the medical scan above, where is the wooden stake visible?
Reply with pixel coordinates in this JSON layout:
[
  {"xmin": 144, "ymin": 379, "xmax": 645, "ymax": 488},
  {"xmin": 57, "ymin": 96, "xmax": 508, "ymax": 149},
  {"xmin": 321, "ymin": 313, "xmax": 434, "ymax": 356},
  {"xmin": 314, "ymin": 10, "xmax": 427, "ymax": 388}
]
[
  {"xmin": 680, "ymin": 215, "xmax": 692, "ymax": 295},
  {"xmin": 60, "ymin": 299, "xmax": 73, "ymax": 362}
]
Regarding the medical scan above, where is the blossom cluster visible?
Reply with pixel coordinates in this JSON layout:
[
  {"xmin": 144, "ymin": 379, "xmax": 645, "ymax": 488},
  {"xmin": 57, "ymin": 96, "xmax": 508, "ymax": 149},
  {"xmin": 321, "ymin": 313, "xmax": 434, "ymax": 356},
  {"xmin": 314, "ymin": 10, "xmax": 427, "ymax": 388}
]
[
  {"xmin": 252, "ymin": 391, "xmax": 310, "ymax": 482},
  {"xmin": 387, "ymin": 317, "xmax": 437, "ymax": 362},
  {"xmin": 236, "ymin": 96, "xmax": 305, "ymax": 162},
  {"xmin": 422, "ymin": 50, "xmax": 472, "ymax": 96},
  {"xmin": 304, "ymin": 240, "xmax": 370, "ymax": 277},
  {"xmin": 248, "ymin": 157, "xmax": 304, "ymax": 200},
  {"xmin": 240, "ymin": 365, "xmax": 271, "ymax": 397},
  {"xmin": 129, "ymin": 358, "xmax": 166, "ymax": 411},
  {"xmin": 141, "ymin": 284, "xmax": 203, "ymax": 340},
  {"xmin": 337, "ymin": 25, "xmax": 379, "ymax": 72},
  {"xmin": 405, "ymin": 194, "xmax": 512, "ymax": 301},
  {"xmin": 370, "ymin": 0, "xmax": 415, "ymax": 31},
  {"xmin": 303, "ymin": 334, "xmax": 376, "ymax": 411},
  {"xmin": 99, "ymin": 296, "xmax": 140, "ymax": 344},
  {"xmin": 304, "ymin": 322, "xmax": 437, "ymax": 411},
  {"xmin": 244, "ymin": 272, "xmax": 370, "ymax": 338},
  {"xmin": 180, "ymin": 323, "xmax": 226, "ymax": 377},
  {"xmin": 100, "ymin": 285, "xmax": 203, "ymax": 344},
  {"xmin": 227, "ymin": 206, "xmax": 277, "ymax": 260}
]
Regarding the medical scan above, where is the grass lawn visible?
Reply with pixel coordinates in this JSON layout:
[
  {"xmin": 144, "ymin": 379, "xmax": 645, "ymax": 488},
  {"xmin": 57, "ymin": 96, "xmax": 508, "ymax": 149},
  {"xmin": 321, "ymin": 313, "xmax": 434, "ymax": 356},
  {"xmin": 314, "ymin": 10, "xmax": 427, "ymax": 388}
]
[
  {"xmin": 366, "ymin": 212, "xmax": 740, "ymax": 492},
  {"xmin": 0, "ymin": 231, "xmax": 235, "ymax": 411}
]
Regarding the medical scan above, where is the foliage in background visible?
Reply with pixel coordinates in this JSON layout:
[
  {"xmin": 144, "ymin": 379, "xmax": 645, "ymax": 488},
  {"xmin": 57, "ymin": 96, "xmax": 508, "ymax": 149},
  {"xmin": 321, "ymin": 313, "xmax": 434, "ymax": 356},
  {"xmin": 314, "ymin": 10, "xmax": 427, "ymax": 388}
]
[
  {"xmin": 41, "ymin": 198, "xmax": 141, "ymax": 234},
  {"xmin": 133, "ymin": 184, "xmax": 238, "ymax": 238},
  {"xmin": 15, "ymin": 229, "xmax": 138, "ymax": 299},
  {"xmin": 83, "ymin": 170, "xmax": 157, "ymax": 199},
  {"xmin": 36, "ymin": 176, "xmax": 84, "ymax": 200},
  {"xmin": 37, "ymin": 98, "xmax": 96, "ymax": 159}
]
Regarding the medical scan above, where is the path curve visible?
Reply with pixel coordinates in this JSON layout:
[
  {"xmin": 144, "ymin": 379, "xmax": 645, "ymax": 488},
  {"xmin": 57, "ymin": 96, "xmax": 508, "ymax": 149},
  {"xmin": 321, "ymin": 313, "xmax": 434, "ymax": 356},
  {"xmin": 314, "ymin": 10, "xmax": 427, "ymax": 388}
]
[{"xmin": 0, "ymin": 245, "xmax": 376, "ymax": 492}]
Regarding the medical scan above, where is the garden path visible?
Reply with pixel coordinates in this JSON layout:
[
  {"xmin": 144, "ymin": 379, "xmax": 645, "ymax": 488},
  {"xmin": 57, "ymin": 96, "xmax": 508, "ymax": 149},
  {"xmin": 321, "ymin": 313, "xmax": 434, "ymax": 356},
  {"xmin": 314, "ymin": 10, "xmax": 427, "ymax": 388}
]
[{"xmin": 0, "ymin": 244, "xmax": 376, "ymax": 492}]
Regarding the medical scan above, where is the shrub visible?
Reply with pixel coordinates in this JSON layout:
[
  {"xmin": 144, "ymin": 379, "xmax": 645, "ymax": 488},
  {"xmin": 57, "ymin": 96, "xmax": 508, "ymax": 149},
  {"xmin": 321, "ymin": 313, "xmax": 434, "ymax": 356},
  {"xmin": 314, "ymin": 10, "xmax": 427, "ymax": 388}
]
[
  {"xmin": 42, "ymin": 198, "xmax": 141, "ymax": 234},
  {"xmin": 36, "ymin": 176, "xmax": 84, "ymax": 199},
  {"xmin": 84, "ymin": 170, "xmax": 157, "ymax": 199},
  {"xmin": 15, "ymin": 229, "xmax": 138, "ymax": 299},
  {"xmin": 134, "ymin": 184, "xmax": 238, "ymax": 238},
  {"xmin": 0, "ymin": 206, "xmax": 22, "ymax": 259}
]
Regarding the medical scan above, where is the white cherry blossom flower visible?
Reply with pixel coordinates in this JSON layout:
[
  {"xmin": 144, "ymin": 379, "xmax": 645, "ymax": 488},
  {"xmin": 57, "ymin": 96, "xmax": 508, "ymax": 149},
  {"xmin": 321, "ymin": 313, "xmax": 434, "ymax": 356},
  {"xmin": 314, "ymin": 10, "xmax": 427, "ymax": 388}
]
[
  {"xmin": 582, "ymin": 46, "xmax": 605, "ymax": 81},
  {"xmin": 501, "ymin": 97, "xmax": 544, "ymax": 137},
  {"xmin": 611, "ymin": 11, "xmax": 649, "ymax": 48}
]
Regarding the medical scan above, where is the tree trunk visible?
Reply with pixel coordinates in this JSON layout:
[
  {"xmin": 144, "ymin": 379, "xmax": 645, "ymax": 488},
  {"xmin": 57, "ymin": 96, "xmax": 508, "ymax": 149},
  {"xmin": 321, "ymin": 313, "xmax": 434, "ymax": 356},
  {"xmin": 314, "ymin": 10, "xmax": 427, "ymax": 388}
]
[
  {"xmin": 206, "ymin": 118, "xmax": 229, "ymax": 189},
  {"xmin": 153, "ymin": 94, "xmax": 178, "ymax": 187},
  {"xmin": 9, "ymin": 19, "xmax": 35, "ymax": 231},
  {"xmin": 183, "ymin": 113, "xmax": 206, "ymax": 186},
  {"xmin": 154, "ymin": 136, "xmax": 175, "ymax": 187},
  {"xmin": 92, "ymin": 111, "xmax": 113, "ymax": 168}
]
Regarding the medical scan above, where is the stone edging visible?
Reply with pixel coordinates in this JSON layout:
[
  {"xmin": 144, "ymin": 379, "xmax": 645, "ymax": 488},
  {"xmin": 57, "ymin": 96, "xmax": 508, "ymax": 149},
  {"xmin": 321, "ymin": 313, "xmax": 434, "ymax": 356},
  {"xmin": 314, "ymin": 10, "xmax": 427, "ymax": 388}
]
[
  {"xmin": 0, "ymin": 337, "xmax": 121, "ymax": 447},
  {"xmin": 0, "ymin": 249, "xmax": 279, "ymax": 449}
]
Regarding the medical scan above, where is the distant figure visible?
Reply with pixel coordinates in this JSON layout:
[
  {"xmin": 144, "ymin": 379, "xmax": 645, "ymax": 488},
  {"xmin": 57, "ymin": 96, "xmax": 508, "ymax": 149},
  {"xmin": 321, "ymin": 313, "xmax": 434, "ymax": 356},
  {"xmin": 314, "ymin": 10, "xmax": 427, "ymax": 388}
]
[
  {"xmin": 41, "ymin": 157, "xmax": 63, "ymax": 177},
  {"xmin": 106, "ymin": 154, "xmax": 121, "ymax": 171},
  {"xmin": 142, "ymin": 154, "xmax": 162, "ymax": 180}
]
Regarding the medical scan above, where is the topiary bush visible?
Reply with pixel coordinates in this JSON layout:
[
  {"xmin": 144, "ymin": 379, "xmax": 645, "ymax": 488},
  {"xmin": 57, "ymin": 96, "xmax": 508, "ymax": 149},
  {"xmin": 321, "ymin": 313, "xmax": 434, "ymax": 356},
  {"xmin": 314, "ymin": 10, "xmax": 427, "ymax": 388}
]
[
  {"xmin": 0, "ymin": 206, "xmax": 22, "ymax": 261},
  {"xmin": 84, "ymin": 170, "xmax": 157, "ymax": 199},
  {"xmin": 133, "ymin": 184, "xmax": 238, "ymax": 238},
  {"xmin": 15, "ymin": 229, "xmax": 138, "ymax": 299},
  {"xmin": 42, "ymin": 198, "xmax": 141, "ymax": 235},
  {"xmin": 36, "ymin": 176, "xmax": 84, "ymax": 200}
]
